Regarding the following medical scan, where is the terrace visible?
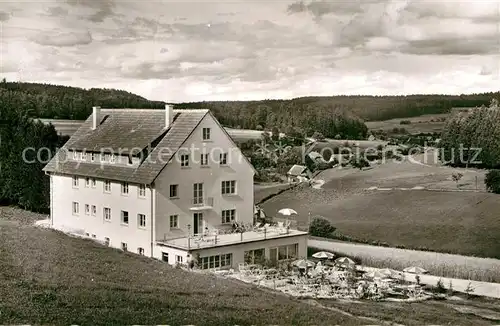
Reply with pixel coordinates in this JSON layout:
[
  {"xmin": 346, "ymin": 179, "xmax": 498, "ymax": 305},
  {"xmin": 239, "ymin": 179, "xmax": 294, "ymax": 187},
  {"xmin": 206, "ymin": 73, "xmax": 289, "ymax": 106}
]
[{"xmin": 157, "ymin": 225, "xmax": 308, "ymax": 250}]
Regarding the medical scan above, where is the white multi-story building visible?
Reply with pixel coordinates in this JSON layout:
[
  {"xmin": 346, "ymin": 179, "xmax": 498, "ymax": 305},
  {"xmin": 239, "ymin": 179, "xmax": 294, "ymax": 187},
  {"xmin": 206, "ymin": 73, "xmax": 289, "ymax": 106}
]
[{"xmin": 43, "ymin": 105, "xmax": 308, "ymax": 270}]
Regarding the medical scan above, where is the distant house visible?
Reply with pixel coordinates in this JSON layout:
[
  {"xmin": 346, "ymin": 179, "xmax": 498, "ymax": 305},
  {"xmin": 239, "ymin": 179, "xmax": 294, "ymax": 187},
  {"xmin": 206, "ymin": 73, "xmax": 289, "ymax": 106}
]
[
  {"xmin": 287, "ymin": 165, "xmax": 312, "ymax": 183},
  {"xmin": 307, "ymin": 151, "xmax": 324, "ymax": 163}
]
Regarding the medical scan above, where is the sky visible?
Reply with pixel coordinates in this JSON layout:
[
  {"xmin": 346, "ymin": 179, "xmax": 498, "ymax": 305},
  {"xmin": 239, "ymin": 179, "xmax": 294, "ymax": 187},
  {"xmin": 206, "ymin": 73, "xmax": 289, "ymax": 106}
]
[{"xmin": 1, "ymin": 0, "xmax": 499, "ymax": 102}]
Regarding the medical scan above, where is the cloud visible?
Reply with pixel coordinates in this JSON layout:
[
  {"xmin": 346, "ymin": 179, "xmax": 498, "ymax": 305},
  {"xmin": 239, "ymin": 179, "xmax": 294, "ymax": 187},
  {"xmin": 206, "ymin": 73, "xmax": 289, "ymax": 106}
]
[
  {"xmin": 0, "ymin": 11, "xmax": 10, "ymax": 21},
  {"xmin": 45, "ymin": 6, "xmax": 68, "ymax": 17},
  {"xmin": 2, "ymin": 0, "xmax": 499, "ymax": 102},
  {"xmin": 287, "ymin": 0, "xmax": 365, "ymax": 18},
  {"xmin": 32, "ymin": 31, "xmax": 93, "ymax": 47},
  {"xmin": 66, "ymin": 0, "xmax": 116, "ymax": 22}
]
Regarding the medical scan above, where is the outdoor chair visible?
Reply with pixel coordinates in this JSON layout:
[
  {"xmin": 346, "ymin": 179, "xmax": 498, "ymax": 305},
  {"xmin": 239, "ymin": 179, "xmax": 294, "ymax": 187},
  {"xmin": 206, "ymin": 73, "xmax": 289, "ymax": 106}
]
[{"xmin": 258, "ymin": 223, "xmax": 270, "ymax": 231}]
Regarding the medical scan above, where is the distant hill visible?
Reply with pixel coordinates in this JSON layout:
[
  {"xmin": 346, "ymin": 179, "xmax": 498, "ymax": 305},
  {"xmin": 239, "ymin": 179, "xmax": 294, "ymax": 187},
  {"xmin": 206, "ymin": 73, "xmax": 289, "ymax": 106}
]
[
  {"xmin": 176, "ymin": 92, "xmax": 500, "ymax": 124},
  {"xmin": 1, "ymin": 79, "xmax": 498, "ymax": 135},
  {"xmin": 0, "ymin": 80, "xmax": 165, "ymax": 120}
]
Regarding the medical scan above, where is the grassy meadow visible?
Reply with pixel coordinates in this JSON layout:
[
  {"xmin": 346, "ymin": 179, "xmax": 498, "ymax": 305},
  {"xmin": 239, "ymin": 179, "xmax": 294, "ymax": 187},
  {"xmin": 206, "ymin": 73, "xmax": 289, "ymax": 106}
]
[{"xmin": 365, "ymin": 113, "xmax": 449, "ymax": 134}]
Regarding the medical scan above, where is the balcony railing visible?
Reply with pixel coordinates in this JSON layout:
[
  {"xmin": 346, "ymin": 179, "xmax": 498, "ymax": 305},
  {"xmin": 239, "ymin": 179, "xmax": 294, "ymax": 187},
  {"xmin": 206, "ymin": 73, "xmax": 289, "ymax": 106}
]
[
  {"xmin": 157, "ymin": 225, "xmax": 308, "ymax": 250},
  {"xmin": 190, "ymin": 197, "xmax": 214, "ymax": 210}
]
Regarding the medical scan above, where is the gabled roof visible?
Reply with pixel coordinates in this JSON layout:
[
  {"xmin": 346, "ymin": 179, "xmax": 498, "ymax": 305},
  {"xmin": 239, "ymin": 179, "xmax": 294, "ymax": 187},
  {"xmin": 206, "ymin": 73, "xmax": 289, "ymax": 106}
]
[
  {"xmin": 287, "ymin": 164, "xmax": 308, "ymax": 176},
  {"xmin": 43, "ymin": 109, "xmax": 209, "ymax": 184}
]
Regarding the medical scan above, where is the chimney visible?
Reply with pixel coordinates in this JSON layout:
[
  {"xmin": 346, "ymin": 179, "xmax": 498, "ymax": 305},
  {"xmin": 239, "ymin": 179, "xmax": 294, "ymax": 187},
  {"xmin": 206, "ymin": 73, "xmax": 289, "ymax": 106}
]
[
  {"xmin": 165, "ymin": 104, "xmax": 174, "ymax": 129},
  {"xmin": 92, "ymin": 106, "xmax": 101, "ymax": 130}
]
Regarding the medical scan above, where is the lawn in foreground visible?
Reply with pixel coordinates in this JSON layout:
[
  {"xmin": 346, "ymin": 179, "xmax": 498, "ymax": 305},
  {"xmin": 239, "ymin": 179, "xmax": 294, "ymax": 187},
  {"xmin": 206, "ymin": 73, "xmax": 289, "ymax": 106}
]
[{"xmin": 0, "ymin": 211, "xmax": 362, "ymax": 325}]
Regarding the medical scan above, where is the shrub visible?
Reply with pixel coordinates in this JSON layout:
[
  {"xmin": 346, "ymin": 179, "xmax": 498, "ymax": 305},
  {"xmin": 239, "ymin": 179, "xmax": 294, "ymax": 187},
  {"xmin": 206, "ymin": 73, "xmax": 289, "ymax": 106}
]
[
  {"xmin": 311, "ymin": 131, "xmax": 325, "ymax": 141},
  {"xmin": 485, "ymin": 170, "xmax": 500, "ymax": 194},
  {"xmin": 400, "ymin": 120, "xmax": 411, "ymax": 125},
  {"xmin": 309, "ymin": 217, "xmax": 336, "ymax": 238},
  {"xmin": 435, "ymin": 279, "xmax": 446, "ymax": 293}
]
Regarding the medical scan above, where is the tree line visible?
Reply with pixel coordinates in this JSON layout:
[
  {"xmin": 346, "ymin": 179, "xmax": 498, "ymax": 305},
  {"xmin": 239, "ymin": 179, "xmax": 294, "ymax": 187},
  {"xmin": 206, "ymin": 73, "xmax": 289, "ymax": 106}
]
[
  {"xmin": 0, "ymin": 96, "xmax": 63, "ymax": 213},
  {"xmin": 439, "ymin": 99, "xmax": 500, "ymax": 169}
]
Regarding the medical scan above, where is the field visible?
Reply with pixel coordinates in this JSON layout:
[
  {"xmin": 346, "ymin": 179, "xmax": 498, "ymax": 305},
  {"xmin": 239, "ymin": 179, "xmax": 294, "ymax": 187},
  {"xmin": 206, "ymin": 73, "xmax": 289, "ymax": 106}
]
[
  {"xmin": 0, "ymin": 206, "xmax": 362, "ymax": 325},
  {"xmin": 254, "ymin": 183, "xmax": 294, "ymax": 204},
  {"xmin": 260, "ymin": 150, "xmax": 499, "ymax": 259},
  {"xmin": 365, "ymin": 113, "xmax": 449, "ymax": 134}
]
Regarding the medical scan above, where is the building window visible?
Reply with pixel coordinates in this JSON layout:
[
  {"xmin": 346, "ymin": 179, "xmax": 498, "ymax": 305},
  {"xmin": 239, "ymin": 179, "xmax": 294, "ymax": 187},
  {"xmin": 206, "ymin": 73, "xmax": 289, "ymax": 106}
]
[
  {"xmin": 176, "ymin": 255, "xmax": 183, "ymax": 263},
  {"xmin": 219, "ymin": 153, "xmax": 227, "ymax": 165},
  {"xmin": 162, "ymin": 252, "xmax": 169, "ymax": 262},
  {"xmin": 81, "ymin": 152, "xmax": 87, "ymax": 161},
  {"xmin": 91, "ymin": 205, "xmax": 96, "ymax": 216},
  {"xmin": 104, "ymin": 153, "xmax": 111, "ymax": 162},
  {"xmin": 202, "ymin": 127, "xmax": 211, "ymax": 140},
  {"xmin": 138, "ymin": 214, "xmax": 146, "ymax": 228},
  {"xmin": 92, "ymin": 234, "xmax": 96, "ymax": 238},
  {"xmin": 169, "ymin": 215, "xmax": 178, "ymax": 228},
  {"xmin": 221, "ymin": 209, "xmax": 236, "ymax": 224},
  {"xmin": 91, "ymin": 153, "xmax": 96, "ymax": 162},
  {"xmin": 110, "ymin": 154, "xmax": 116, "ymax": 163},
  {"xmin": 104, "ymin": 180, "xmax": 111, "ymax": 192},
  {"xmin": 270, "ymin": 243, "xmax": 298, "ymax": 263},
  {"xmin": 201, "ymin": 253, "xmax": 232, "ymax": 270},
  {"xmin": 121, "ymin": 182, "xmax": 129, "ymax": 195},
  {"xmin": 121, "ymin": 211, "xmax": 129, "ymax": 225},
  {"xmin": 138, "ymin": 184, "xmax": 146, "ymax": 197},
  {"xmin": 91, "ymin": 178, "xmax": 96, "ymax": 188},
  {"xmin": 121, "ymin": 242, "xmax": 127, "ymax": 251},
  {"xmin": 104, "ymin": 237, "xmax": 110, "ymax": 246},
  {"xmin": 73, "ymin": 151, "xmax": 78, "ymax": 160},
  {"xmin": 244, "ymin": 249, "xmax": 265, "ymax": 265},
  {"xmin": 85, "ymin": 177, "xmax": 90, "ymax": 187},
  {"xmin": 221, "ymin": 180, "xmax": 236, "ymax": 195},
  {"xmin": 169, "ymin": 184, "xmax": 178, "ymax": 198},
  {"xmin": 103, "ymin": 207, "xmax": 111, "ymax": 221},
  {"xmin": 72, "ymin": 176, "xmax": 79, "ymax": 188},
  {"xmin": 72, "ymin": 202, "xmax": 79, "ymax": 215},
  {"xmin": 180, "ymin": 154, "xmax": 189, "ymax": 167},
  {"xmin": 85, "ymin": 204, "xmax": 90, "ymax": 215},
  {"xmin": 200, "ymin": 153, "xmax": 209, "ymax": 166},
  {"xmin": 138, "ymin": 247, "xmax": 145, "ymax": 255}
]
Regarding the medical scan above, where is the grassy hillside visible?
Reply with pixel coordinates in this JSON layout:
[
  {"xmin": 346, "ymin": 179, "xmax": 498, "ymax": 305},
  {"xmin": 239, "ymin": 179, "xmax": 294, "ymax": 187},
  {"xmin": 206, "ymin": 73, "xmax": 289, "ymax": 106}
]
[{"xmin": 0, "ymin": 207, "xmax": 362, "ymax": 325}]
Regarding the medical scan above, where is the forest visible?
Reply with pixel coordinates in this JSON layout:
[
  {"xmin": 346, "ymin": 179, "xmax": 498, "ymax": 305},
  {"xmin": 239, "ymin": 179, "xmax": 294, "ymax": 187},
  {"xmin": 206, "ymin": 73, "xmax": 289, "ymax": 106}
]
[{"xmin": 439, "ymin": 99, "xmax": 500, "ymax": 169}]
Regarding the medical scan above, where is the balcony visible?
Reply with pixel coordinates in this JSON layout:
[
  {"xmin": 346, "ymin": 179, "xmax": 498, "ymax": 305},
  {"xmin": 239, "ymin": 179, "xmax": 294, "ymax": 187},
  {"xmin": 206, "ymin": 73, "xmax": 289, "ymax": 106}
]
[
  {"xmin": 157, "ymin": 226, "xmax": 308, "ymax": 250},
  {"xmin": 190, "ymin": 197, "xmax": 214, "ymax": 211}
]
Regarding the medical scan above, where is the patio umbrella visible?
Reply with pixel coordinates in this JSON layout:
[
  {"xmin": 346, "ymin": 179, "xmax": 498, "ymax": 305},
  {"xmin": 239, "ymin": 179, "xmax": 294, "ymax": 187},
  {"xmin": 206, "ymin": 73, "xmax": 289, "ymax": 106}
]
[
  {"xmin": 403, "ymin": 266, "xmax": 428, "ymax": 274},
  {"xmin": 335, "ymin": 257, "xmax": 355, "ymax": 265},
  {"xmin": 278, "ymin": 208, "xmax": 298, "ymax": 216},
  {"xmin": 365, "ymin": 270, "xmax": 387, "ymax": 279},
  {"xmin": 380, "ymin": 268, "xmax": 401, "ymax": 278},
  {"xmin": 312, "ymin": 251, "xmax": 335, "ymax": 260},
  {"xmin": 292, "ymin": 259, "xmax": 315, "ymax": 269}
]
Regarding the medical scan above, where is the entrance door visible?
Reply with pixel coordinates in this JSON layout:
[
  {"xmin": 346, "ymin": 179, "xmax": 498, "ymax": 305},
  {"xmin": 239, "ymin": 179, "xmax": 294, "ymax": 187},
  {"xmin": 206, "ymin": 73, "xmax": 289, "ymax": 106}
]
[
  {"xmin": 193, "ymin": 183, "xmax": 203, "ymax": 205},
  {"xmin": 193, "ymin": 212, "xmax": 203, "ymax": 235}
]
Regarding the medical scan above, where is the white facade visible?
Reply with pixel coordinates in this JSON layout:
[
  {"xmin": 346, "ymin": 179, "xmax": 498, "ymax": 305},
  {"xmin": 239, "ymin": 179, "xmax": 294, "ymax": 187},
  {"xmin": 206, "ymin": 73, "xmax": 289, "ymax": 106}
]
[
  {"xmin": 48, "ymin": 108, "xmax": 308, "ymax": 268},
  {"xmin": 154, "ymin": 113, "xmax": 254, "ymax": 242},
  {"xmin": 50, "ymin": 174, "xmax": 154, "ymax": 256}
]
